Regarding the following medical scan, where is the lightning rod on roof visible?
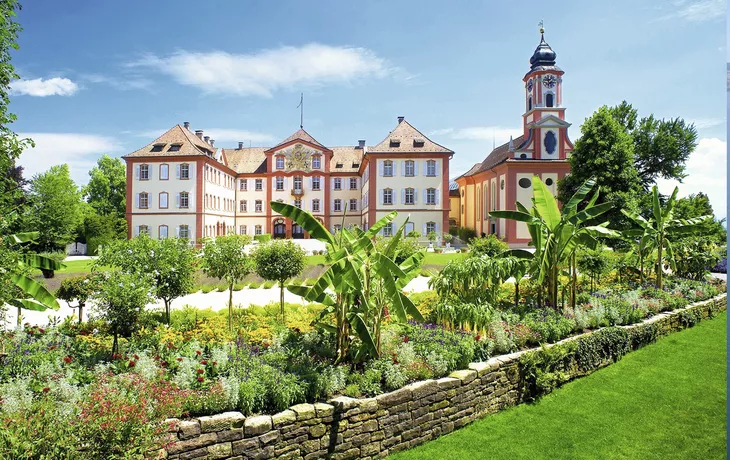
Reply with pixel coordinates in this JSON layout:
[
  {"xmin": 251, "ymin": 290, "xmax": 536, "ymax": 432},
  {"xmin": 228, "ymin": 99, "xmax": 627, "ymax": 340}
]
[{"xmin": 297, "ymin": 93, "xmax": 304, "ymax": 129}]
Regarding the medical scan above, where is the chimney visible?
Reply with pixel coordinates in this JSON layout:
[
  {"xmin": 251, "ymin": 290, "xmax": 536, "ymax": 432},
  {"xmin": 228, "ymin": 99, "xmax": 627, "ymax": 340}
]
[
  {"xmin": 195, "ymin": 130, "xmax": 203, "ymax": 139},
  {"xmin": 238, "ymin": 141, "xmax": 244, "ymax": 150},
  {"xmin": 210, "ymin": 139, "xmax": 215, "ymax": 147},
  {"xmin": 357, "ymin": 140, "xmax": 365, "ymax": 149},
  {"xmin": 204, "ymin": 135, "xmax": 210, "ymax": 144},
  {"xmin": 397, "ymin": 116, "xmax": 404, "ymax": 124},
  {"xmin": 183, "ymin": 121, "xmax": 190, "ymax": 130}
]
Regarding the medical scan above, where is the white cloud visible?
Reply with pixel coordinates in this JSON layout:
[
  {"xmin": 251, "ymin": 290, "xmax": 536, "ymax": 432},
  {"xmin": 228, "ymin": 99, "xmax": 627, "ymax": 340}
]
[
  {"xmin": 657, "ymin": 137, "xmax": 727, "ymax": 220},
  {"xmin": 10, "ymin": 77, "xmax": 79, "ymax": 97},
  {"xmin": 81, "ymin": 73, "xmax": 153, "ymax": 91},
  {"xmin": 137, "ymin": 128, "xmax": 276, "ymax": 145},
  {"xmin": 659, "ymin": 0, "xmax": 724, "ymax": 21},
  {"xmin": 128, "ymin": 43, "xmax": 394, "ymax": 97},
  {"xmin": 689, "ymin": 117, "xmax": 725, "ymax": 129},
  {"xmin": 17, "ymin": 133, "xmax": 125, "ymax": 186},
  {"xmin": 431, "ymin": 126, "xmax": 523, "ymax": 146}
]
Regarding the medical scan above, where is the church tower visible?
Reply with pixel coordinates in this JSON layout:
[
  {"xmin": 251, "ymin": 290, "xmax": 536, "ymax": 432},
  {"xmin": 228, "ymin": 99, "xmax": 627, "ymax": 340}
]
[{"xmin": 519, "ymin": 24, "xmax": 571, "ymax": 160}]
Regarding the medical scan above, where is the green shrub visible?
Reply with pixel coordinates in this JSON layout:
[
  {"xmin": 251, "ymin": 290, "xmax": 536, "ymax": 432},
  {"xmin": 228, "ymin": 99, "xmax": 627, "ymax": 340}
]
[
  {"xmin": 467, "ymin": 235, "xmax": 509, "ymax": 257},
  {"xmin": 248, "ymin": 281, "xmax": 261, "ymax": 289},
  {"xmin": 523, "ymin": 310, "xmax": 576, "ymax": 343},
  {"xmin": 254, "ymin": 234, "xmax": 272, "ymax": 243},
  {"xmin": 262, "ymin": 280, "xmax": 276, "ymax": 289},
  {"xmin": 456, "ymin": 227, "xmax": 477, "ymax": 243}
]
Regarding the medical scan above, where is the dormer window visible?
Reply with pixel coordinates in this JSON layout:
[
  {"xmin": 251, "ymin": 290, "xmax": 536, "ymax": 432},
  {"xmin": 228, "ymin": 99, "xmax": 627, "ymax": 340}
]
[
  {"xmin": 413, "ymin": 138, "xmax": 425, "ymax": 147},
  {"xmin": 335, "ymin": 163, "xmax": 343, "ymax": 169},
  {"xmin": 276, "ymin": 156, "xmax": 285, "ymax": 169},
  {"xmin": 312, "ymin": 156, "xmax": 321, "ymax": 169},
  {"xmin": 168, "ymin": 144, "xmax": 182, "ymax": 152},
  {"xmin": 150, "ymin": 144, "xmax": 165, "ymax": 152},
  {"xmin": 389, "ymin": 139, "xmax": 401, "ymax": 148},
  {"xmin": 352, "ymin": 163, "xmax": 360, "ymax": 169}
]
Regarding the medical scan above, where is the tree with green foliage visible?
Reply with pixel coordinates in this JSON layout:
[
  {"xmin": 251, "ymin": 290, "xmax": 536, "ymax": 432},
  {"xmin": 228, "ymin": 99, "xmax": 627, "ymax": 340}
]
[
  {"xmin": 253, "ymin": 240, "xmax": 305, "ymax": 321},
  {"xmin": 467, "ymin": 234, "xmax": 509, "ymax": 258},
  {"xmin": 577, "ymin": 246, "xmax": 611, "ymax": 293},
  {"xmin": 622, "ymin": 185, "xmax": 710, "ymax": 289},
  {"xmin": 200, "ymin": 234, "xmax": 253, "ymax": 332},
  {"xmin": 672, "ymin": 192, "xmax": 726, "ymax": 245},
  {"xmin": 24, "ymin": 164, "xmax": 83, "ymax": 251},
  {"xmin": 56, "ymin": 274, "xmax": 100, "ymax": 324},
  {"xmin": 92, "ymin": 271, "xmax": 153, "ymax": 356},
  {"xmin": 493, "ymin": 177, "xmax": 618, "ymax": 309},
  {"xmin": 95, "ymin": 233, "xmax": 197, "ymax": 324},
  {"xmin": 83, "ymin": 154, "xmax": 127, "ymax": 219},
  {"xmin": 79, "ymin": 205, "xmax": 127, "ymax": 255}
]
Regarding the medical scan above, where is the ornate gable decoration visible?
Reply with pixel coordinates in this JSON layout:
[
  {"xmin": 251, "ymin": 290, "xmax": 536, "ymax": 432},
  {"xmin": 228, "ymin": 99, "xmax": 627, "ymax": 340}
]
[{"xmin": 284, "ymin": 144, "xmax": 313, "ymax": 172}]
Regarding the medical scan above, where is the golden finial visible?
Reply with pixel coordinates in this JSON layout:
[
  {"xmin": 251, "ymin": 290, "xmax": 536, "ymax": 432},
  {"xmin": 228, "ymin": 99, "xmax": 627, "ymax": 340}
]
[{"xmin": 538, "ymin": 20, "xmax": 544, "ymax": 34}]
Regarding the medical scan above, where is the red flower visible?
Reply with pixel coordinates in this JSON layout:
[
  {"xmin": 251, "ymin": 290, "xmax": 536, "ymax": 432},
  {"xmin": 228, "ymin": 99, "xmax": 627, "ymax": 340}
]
[
  {"xmin": 393, "ymin": 359, "xmax": 399, "ymax": 365},
  {"xmin": 38, "ymin": 328, "xmax": 45, "ymax": 334},
  {"xmin": 212, "ymin": 362, "xmax": 218, "ymax": 366},
  {"xmin": 197, "ymin": 376, "xmax": 204, "ymax": 382},
  {"xmin": 112, "ymin": 353, "xmax": 122, "ymax": 360},
  {"xmin": 42, "ymin": 387, "xmax": 50, "ymax": 393},
  {"xmin": 177, "ymin": 357, "xmax": 183, "ymax": 362},
  {"xmin": 48, "ymin": 345, "xmax": 57, "ymax": 351},
  {"xmin": 161, "ymin": 361, "xmax": 168, "ymax": 368},
  {"xmin": 133, "ymin": 354, "xmax": 140, "ymax": 360},
  {"xmin": 128, "ymin": 360, "xmax": 136, "ymax": 368},
  {"xmin": 475, "ymin": 335, "xmax": 481, "ymax": 341},
  {"xmin": 200, "ymin": 360, "xmax": 208, "ymax": 365},
  {"xmin": 403, "ymin": 336, "xmax": 409, "ymax": 343},
  {"xmin": 196, "ymin": 369, "xmax": 204, "ymax": 374},
  {"xmin": 63, "ymin": 355, "xmax": 73, "ymax": 364},
  {"xmin": 195, "ymin": 350, "xmax": 202, "ymax": 356},
  {"xmin": 263, "ymin": 343, "xmax": 270, "ymax": 349}
]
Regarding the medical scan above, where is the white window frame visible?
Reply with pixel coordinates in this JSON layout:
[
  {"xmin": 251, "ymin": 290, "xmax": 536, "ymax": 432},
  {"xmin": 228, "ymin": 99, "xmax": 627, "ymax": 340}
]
[
  {"xmin": 255, "ymin": 179, "xmax": 263, "ymax": 191},
  {"xmin": 255, "ymin": 200, "xmax": 263, "ymax": 213},
  {"xmin": 334, "ymin": 199, "xmax": 342, "ymax": 212},
  {"xmin": 334, "ymin": 178, "xmax": 342, "ymax": 190},
  {"xmin": 180, "ymin": 163, "xmax": 190, "ymax": 180},
  {"xmin": 312, "ymin": 176, "xmax": 320, "ymax": 190},
  {"xmin": 180, "ymin": 192, "xmax": 189, "ymax": 209},
  {"xmin": 179, "ymin": 225, "xmax": 189, "ymax": 239},
  {"xmin": 426, "ymin": 188, "xmax": 436, "ymax": 205},
  {"xmin": 383, "ymin": 161, "xmax": 393, "ymax": 177},
  {"xmin": 349, "ymin": 178, "xmax": 358, "ymax": 190},
  {"xmin": 405, "ymin": 160, "xmax": 415, "ymax": 177},
  {"xmin": 159, "ymin": 225, "xmax": 168, "ymax": 239},
  {"xmin": 383, "ymin": 189, "xmax": 393, "ymax": 205},
  {"xmin": 159, "ymin": 164, "xmax": 169, "ymax": 180},
  {"xmin": 405, "ymin": 188, "xmax": 415, "ymax": 205},
  {"xmin": 276, "ymin": 177, "xmax": 284, "ymax": 191},
  {"xmin": 312, "ymin": 156, "xmax": 321, "ymax": 169},
  {"xmin": 276, "ymin": 156, "xmax": 285, "ymax": 169},
  {"xmin": 139, "ymin": 164, "xmax": 150, "ymax": 181},
  {"xmin": 312, "ymin": 199, "xmax": 320, "ymax": 212},
  {"xmin": 255, "ymin": 225, "xmax": 262, "ymax": 235},
  {"xmin": 240, "ymin": 200, "xmax": 247, "ymax": 212},
  {"xmin": 349, "ymin": 199, "xmax": 358, "ymax": 211},
  {"xmin": 427, "ymin": 160, "xmax": 436, "ymax": 177}
]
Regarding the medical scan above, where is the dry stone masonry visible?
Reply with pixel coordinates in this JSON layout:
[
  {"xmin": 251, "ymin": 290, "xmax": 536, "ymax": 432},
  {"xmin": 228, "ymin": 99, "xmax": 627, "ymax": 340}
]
[{"xmin": 163, "ymin": 294, "xmax": 726, "ymax": 460}]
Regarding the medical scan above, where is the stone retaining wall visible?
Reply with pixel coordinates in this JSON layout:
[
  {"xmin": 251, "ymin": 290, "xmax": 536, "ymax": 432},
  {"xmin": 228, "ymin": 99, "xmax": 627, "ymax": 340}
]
[{"xmin": 164, "ymin": 293, "xmax": 726, "ymax": 460}]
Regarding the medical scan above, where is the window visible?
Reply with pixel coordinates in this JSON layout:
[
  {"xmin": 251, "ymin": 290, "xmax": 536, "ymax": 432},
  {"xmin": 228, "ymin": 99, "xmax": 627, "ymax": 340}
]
[
  {"xmin": 426, "ymin": 160, "xmax": 436, "ymax": 177},
  {"xmin": 159, "ymin": 192, "xmax": 168, "ymax": 208},
  {"xmin": 544, "ymin": 131, "xmax": 557, "ymax": 155},
  {"xmin": 239, "ymin": 179, "xmax": 247, "ymax": 191},
  {"xmin": 426, "ymin": 188, "xmax": 436, "ymax": 205},
  {"xmin": 528, "ymin": 96, "xmax": 533, "ymax": 111},
  {"xmin": 383, "ymin": 189, "xmax": 393, "ymax": 205},
  {"xmin": 179, "ymin": 225, "xmax": 189, "ymax": 239},
  {"xmin": 294, "ymin": 176, "xmax": 303, "ymax": 192},
  {"xmin": 180, "ymin": 163, "xmax": 190, "ymax": 179},
  {"xmin": 276, "ymin": 156, "xmax": 284, "ymax": 169},
  {"xmin": 168, "ymin": 144, "xmax": 181, "ymax": 152},
  {"xmin": 352, "ymin": 163, "xmax": 360, "ymax": 169},
  {"xmin": 312, "ymin": 176, "xmax": 320, "ymax": 190},
  {"xmin": 349, "ymin": 178, "xmax": 358, "ymax": 190},
  {"xmin": 405, "ymin": 188, "xmax": 415, "ymax": 205},
  {"xmin": 160, "ymin": 164, "xmax": 169, "ymax": 180},
  {"xmin": 389, "ymin": 139, "xmax": 400, "ymax": 148},
  {"xmin": 312, "ymin": 156, "xmax": 321, "ymax": 169},
  {"xmin": 312, "ymin": 199, "xmax": 320, "ymax": 212},
  {"xmin": 294, "ymin": 199, "xmax": 302, "ymax": 209},
  {"xmin": 159, "ymin": 225, "xmax": 168, "ymax": 239},
  {"xmin": 349, "ymin": 199, "xmax": 358, "ymax": 211},
  {"xmin": 335, "ymin": 163, "xmax": 343, "ymax": 169},
  {"xmin": 139, "ymin": 225, "xmax": 149, "ymax": 235},
  {"xmin": 139, "ymin": 165, "xmax": 149, "ymax": 180},
  {"xmin": 255, "ymin": 200, "xmax": 262, "ymax": 213},
  {"xmin": 240, "ymin": 225, "xmax": 247, "ymax": 235},
  {"xmin": 150, "ymin": 144, "xmax": 165, "ymax": 152},
  {"xmin": 405, "ymin": 160, "xmax": 415, "ymax": 177},
  {"xmin": 255, "ymin": 225, "xmax": 262, "ymax": 235},
  {"xmin": 255, "ymin": 179, "xmax": 263, "ymax": 191},
  {"xmin": 519, "ymin": 178, "xmax": 531, "ymax": 188},
  {"xmin": 546, "ymin": 178, "xmax": 554, "ymax": 186},
  {"xmin": 383, "ymin": 160, "xmax": 393, "ymax": 177},
  {"xmin": 383, "ymin": 223, "xmax": 394, "ymax": 237},
  {"xmin": 138, "ymin": 192, "xmax": 149, "ymax": 209},
  {"xmin": 240, "ymin": 200, "xmax": 247, "ymax": 212},
  {"xmin": 180, "ymin": 192, "xmax": 189, "ymax": 209},
  {"xmin": 546, "ymin": 93, "xmax": 554, "ymax": 107},
  {"xmin": 426, "ymin": 222, "xmax": 436, "ymax": 234},
  {"xmin": 334, "ymin": 178, "xmax": 342, "ymax": 190},
  {"xmin": 334, "ymin": 199, "xmax": 342, "ymax": 212},
  {"xmin": 413, "ymin": 138, "xmax": 425, "ymax": 148},
  {"xmin": 276, "ymin": 177, "xmax": 284, "ymax": 191}
]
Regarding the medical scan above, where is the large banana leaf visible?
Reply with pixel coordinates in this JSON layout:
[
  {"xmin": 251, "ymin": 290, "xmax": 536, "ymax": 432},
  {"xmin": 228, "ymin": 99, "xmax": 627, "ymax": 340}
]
[
  {"xmin": 652, "ymin": 186, "xmax": 663, "ymax": 224},
  {"xmin": 489, "ymin": 210, "xmax": 536, "ymax": 223},
  {"xmin": 10, "ymin": 273, "xmax": 60, "ymax": 311},
  {"xmin": 621, "ymin": 209, "xmax": 651, "ymax": 229},
  {"xmin": 270, "ymin": 201, "xmax": 334, "ymax": 244},
  {"xmin": 22, "ymin": 254, "xmax": 65, "ymax": 271},
  {"xmin": 662, "ymin": 187, "xmax": 679, "ymax": 221},
  {"xmin": 346, "ymin": 308, "xmax": 376, "ymax": 353},
  {"xmin": 364, "ymin": 211, "xmax": 398, "ymax": 240},
  {"xmin": 568, "ymin": 202, "xmax": 613, "ymax": 226},
  {"xmin": 563, "ymin": 179, "xmax": 596, "ymax": 215},
  {"xmin": 531, "ymin": 176, "xmax": 561, "ymax": 231},
  {"xmin": 9, "ymin": 232, "xmax": 39, "ymax": 244}
]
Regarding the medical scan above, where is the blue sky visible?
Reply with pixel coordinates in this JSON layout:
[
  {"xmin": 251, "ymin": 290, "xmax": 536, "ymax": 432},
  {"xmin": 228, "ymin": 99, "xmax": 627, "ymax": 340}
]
[{"xmin": 8, "ymin": 0, "xmax": 727, "ymax": 217}]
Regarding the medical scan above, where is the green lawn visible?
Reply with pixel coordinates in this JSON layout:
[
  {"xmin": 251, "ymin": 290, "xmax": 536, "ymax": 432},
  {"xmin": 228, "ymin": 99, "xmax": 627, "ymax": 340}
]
[{"xmin": 390, "ymin": 312, "xmax": 727, "ymax": 460}]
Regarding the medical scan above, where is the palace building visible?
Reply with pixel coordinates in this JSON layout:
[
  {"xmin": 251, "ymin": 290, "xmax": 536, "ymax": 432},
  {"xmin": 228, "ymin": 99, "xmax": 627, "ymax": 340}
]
[
  {"xmin": 123, "ymin": 117, "xmax": 453, "ymax": 243},
  {"xmin": 455, "ymin": 30, "xmax": 573, "ymax": 245}
]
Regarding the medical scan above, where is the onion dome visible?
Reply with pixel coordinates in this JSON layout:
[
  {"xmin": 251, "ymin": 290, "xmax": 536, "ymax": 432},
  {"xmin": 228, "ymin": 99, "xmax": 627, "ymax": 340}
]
[{"xmin": 529, "ymin": 34, "xmax": 557, "ymax": 70}]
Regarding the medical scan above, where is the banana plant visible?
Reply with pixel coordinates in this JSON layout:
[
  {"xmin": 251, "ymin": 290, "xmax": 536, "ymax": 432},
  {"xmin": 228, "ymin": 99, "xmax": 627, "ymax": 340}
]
[
  {"xmin": 270, "ymin": 201, "xmax": 423, "ymax": 361},
  {"xmin": 3, "ymin": 231, "xmax": 63, "ymax": 326},
  {"xmin": 491, "ymin": 177, "xmax": 617, "ymax": 309},
  {"xmin": 622, "ymin": 185, "xmax": 710, "ymax": 289}
]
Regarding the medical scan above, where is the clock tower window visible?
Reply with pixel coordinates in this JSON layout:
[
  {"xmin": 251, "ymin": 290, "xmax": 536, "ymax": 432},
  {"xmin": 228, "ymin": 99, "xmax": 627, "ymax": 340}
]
[{"xmin": 546, "ymin": 93, "xmax": 554, "ymax": 107}]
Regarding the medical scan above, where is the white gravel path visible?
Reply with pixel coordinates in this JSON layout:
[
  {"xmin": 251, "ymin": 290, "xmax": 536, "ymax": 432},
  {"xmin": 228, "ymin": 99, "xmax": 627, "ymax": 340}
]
[{"xmin": 3, "ymin": 275, "xmax": 434, "ymax": 329}]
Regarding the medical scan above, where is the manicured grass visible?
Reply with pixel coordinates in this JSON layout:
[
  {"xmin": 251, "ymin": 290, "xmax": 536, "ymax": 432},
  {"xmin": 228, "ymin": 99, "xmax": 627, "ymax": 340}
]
[
  {"xmin": 390, "ymin": 312, "xmax": 727, "ymax": 460},
  {"xmin": 422, "ymin": 252, "xmax": 464, "ymax": 266}
]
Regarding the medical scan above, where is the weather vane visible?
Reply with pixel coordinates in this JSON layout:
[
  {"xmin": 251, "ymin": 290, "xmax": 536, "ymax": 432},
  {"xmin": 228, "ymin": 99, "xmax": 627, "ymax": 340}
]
[{"xmin": 538, "ymin": 20, "xmax": 544, "ymax": 34}]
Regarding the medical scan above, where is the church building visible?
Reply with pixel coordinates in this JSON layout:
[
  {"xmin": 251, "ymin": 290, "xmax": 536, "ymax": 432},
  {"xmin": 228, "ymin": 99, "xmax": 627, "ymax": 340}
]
[{"xmin": 455, "ymin": 29, "xmax": 573, "ymax": 246}]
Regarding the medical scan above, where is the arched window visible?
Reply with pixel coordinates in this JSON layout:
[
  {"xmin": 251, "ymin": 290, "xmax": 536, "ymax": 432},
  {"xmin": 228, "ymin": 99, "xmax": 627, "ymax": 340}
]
[
  {"xmin": 528, "ymin": 96, "xmax": 533, "ymax": 111},
  {"xmin": 546, "ymin": 93, "xmax": 554, "ymax": 107},
  {"xmin": 544, "ymin": 131, "xmax": 557, "ymax": 155}
]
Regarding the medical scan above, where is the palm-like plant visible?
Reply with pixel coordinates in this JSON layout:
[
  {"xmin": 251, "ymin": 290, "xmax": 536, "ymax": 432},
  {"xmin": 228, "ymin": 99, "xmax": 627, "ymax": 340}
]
[
  {"xmin": 491, "ymin": 177, "xmax": 617, "ymax": 309},
  {"xmin": 271, "ymin": 202, "xmax": 423, "ymax": 362},
  {"xmin": 3, "ymin": 231, "xmax": 63, "ymax": 326},
  {"xmin": 622, "ymin": 185, "xmax": 710, "ymax": 289}
]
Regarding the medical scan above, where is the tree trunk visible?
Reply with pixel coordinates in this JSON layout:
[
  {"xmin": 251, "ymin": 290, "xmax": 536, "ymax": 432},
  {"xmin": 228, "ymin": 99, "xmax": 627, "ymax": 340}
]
[
  {"xmin": 16, "ymin": 306, "xmax": 21, "ymax": 327},
  {"xmin": 280, "ymin": 282, "xmax": 285, "ymax": 323},
  {"xmin": 228, "ymin": 283, "xmax": 234, "ymax": 333},
  {"xmin": 164, "ymin": 299, "xmax": 170, "ymax": 325},
  {"xmin": 639, "ymin": 250, "xmax": 644, "ymax": 285},
  {"xmin": 112, "ymin": 332, "xmax": 119, "ymax": 357},
  {"xmin": 79, "ymin": 302, "xmax": 84, "ymax": 325},
  {"xmin": 514, "ymin": 279, "xmax": 520, "ymax": 309},
  {"xmin": 656, "ymin": 236, "xmax": 664, "ymax": 290},
  {"xmin": 571, "ymin": 252, "xmax": 577, "ymax": 309}
]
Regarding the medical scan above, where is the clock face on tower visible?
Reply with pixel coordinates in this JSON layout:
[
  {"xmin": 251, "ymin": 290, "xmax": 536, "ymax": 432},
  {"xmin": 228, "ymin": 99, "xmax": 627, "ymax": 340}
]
[
  {"xmin": 527, "ymin": 79, "xmax": 533, "ymax": 92},
  {"xmin": 543, "ymin": 75, "xmax": 557, "ymax": 88}
]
